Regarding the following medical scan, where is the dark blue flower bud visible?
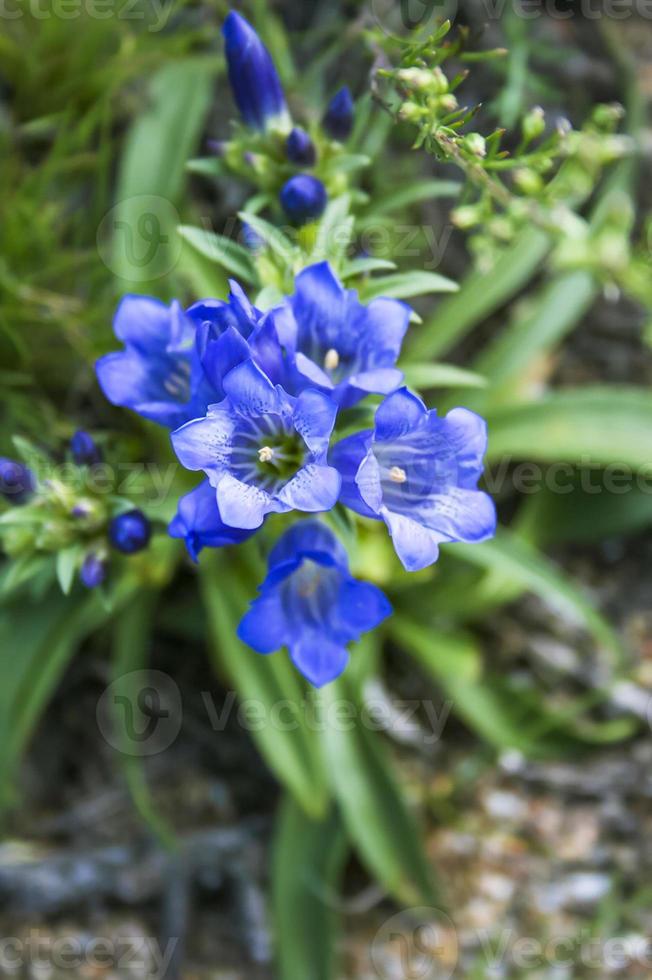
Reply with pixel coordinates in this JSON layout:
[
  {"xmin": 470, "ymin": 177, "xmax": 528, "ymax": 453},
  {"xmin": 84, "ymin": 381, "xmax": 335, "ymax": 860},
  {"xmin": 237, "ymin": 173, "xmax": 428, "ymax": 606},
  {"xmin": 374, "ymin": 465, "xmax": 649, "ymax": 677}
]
[
  {"xmin": 322, "ymin": 86, "xmax": 354, "ymax": 141},
  {"xmin": 222, "ymin": 11, "xmax": 288, "ymax": 132},
  {"xmin": 70, "ymin": 430, "xmax": 102, "ymax": 466},
  {"xmin": 280, "ymin": 174, "xmax": 327, "ymax": 226},
  {"xmin": 108, "ymin": 509, "xmax": 151, "ymax": 554},
  {"xmin": 80, "ymin": 552, "xmax": 107, "ymax": 589},
  {"xmin": 242, "ymin": 221, "xmax": 265, "ymax": 252},
  {"xmin": 0, "ymin": 457, "xmax": 34, "ymax": 504},
  {"xmin": 286, "ymin": 127, "xmax": 316, "ymax": 166}
]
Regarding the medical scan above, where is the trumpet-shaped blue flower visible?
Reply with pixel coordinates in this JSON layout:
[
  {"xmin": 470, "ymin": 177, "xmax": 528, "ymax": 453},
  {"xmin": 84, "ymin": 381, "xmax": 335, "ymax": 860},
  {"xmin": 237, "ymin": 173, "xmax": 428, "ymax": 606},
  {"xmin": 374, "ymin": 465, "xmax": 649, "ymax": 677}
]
[
  {"xmin": 171, "ymin": 360, "xmax": 341, "ymax": 530},
  {"xmin": 280, "ymin": 174, "xmax": 328, "ymax": 226},
  {"xmin": 270, "ymin": 262, "xmax": 410, "ymax": 408},
  {"xmin": 238, "ymin": 520, "xmax": 392, "ymax": 686},
  {"xmin": 331, "ymin": 388, "xmax": 496, "ymax": 571},
  {"xmin": 168, "ymin": 479, "xmax": 255, "ymax": 561},
  {"xmin": 188, "ymin": 280, "xmax": 284, "ymax": 393},
  {"xmin": 322, "ymin": 86, "xmax": 354, "ymax": 140},
  {"xmin": 222, "ymin": 11, "xmax": 289, "ymax": 132},
  {"xmin": 96, "ymin": 296, "xmax": 215, "ymax": 430}
]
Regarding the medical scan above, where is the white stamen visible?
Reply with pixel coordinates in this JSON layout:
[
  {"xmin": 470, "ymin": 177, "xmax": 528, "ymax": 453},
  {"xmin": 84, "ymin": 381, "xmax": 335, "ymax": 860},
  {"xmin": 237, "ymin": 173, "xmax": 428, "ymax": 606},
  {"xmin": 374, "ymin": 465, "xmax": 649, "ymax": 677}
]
[
  {"xmin": 258, "ymin": 446, "xmax": 274, "ymax": 463},
  {"xmin": 389, "ymin": 466, "xmax": 407, "ymax": 484},
  {"xmin": 324, "ymin": 348, "xmax": 339, "ymax": 371}
]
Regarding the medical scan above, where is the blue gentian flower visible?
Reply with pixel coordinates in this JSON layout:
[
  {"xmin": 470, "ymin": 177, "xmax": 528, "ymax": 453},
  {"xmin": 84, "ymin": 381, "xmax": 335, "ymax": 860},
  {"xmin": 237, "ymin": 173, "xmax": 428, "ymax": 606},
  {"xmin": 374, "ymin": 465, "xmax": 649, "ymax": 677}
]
[
  {"xmin": 0, "ymin": 457, "xmax": 34, "ymax": 504},
  {"xmin": 169, "ymin": 479, "xmax": 255, "ymax": 562},
  {"xmin": 238, "ymin": 520, "xmax": 392, "ymax": 686},
  {"xmin": 330, "ymin": 388, "xmax": 496, "ymax": 571},
  {"xmin": 109, "ymin": 509, "xmax": 152, "ymax": 554},
  {"xmin": 171, "ymin": 360, "xmax": 341, "ymax": 530},
  {"xmin": 322, "ymin": 86, "xmax": 354, "ymax": 140},
  {"xmin": 188, "ymin": 280, "xmax": 285, "ymax": 392},
  {"xmin": 80, "ymin": 552, "xmax": 107, "ymax": 588},
  {"xmin": 70, "ymin": 430, "xmax": 102, "ymax": 466},
  {"xmin": 96, "ymin": 296, "xmax": 215, "ymax": 430},
  {"xmin": 280, "ymin": 175, "xmax": 327, "ymax": 226},
  {"xmin": 270, "ymin": 262, "xmax": 410, "ymax": 408},
  {"xmin": 222, "ymin": 11, "xmax": 289, "ymax": 132},
  {"xmin": 286, "ymin": 127, "xmax": 316, "ymax": 166}
]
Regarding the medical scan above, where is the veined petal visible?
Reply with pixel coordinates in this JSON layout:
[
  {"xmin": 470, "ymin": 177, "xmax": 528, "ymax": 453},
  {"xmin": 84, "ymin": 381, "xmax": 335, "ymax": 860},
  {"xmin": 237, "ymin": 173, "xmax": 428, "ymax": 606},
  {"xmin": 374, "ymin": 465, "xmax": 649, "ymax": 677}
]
[
  {"xmin": 355, "ymin": 451, "xmax": 383, "ymax": 514},
  {"xmin": 276, "ymin": 464, "xmax": 341, "ymax": 513},
  {"xmin": 268, "ymin": 519, "xmax": 348, "ymax": 571},
  {"xmin": 374, "ymin": 387, "xmax": 427, "ymax": 442},
  {"xmin": 222, "ymin": 359, "xmax": 284, "ymax": 417},
  {"xmin": 382, "ymin": 509, "xmax": 443, "ymax": 572},
  {"xmin": 171, "ymin": 410, "xmax": 234, "ymax": 473},
  {"xmin": 216, "ymin": 472, "xmax": 280, "ymax": 529},
  {"xmin": 417, "ymin": 487, "xmax": 497, "ymax": 543}
]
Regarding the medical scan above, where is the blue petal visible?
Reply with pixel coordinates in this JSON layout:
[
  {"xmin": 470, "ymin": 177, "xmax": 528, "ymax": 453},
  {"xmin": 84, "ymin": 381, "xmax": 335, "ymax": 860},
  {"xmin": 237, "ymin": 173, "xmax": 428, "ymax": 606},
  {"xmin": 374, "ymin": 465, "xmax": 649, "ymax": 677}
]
[
  {"xmin": 292, "ymin": 262, "xmax": 346, "ymax": 350},
  {"xmin": 374, "ymin": 388, "xmax": 427, "ymax": 442},
  {"xmin": 441, "ymin": 407, "xmax": 489, "ymax": 489},
  {"xmin": 222, "ymin": 359, "xmax": 283, "ymax": 417},
  {"xmin": 96, "ymin": 351, "xmax": 190, "ymax": 428},
  {"xmin": 293, "ymin": 352, "xmax": 334, "ymax": 392},
  {"xmin": 171, "ymin": 408, "xmax": 234, "ymax": 474},
  {"xmin": 382, "ymin": 509, "xmax": 443, "ymax": 572},
  {"xmin": 333, "ymin": 578, "xmax": 393, "ymax": 638},
  {"xmin": 249, "ymin": 316, "xmax": 287, "ymax": 386},
  {"xmin": 216, "ymin": 472, "xmax": 280, "ymax": 529},
  {"xmin": 238, "ymin": 592, "xmax": 288, "ymax": 653},
  {"xmin": 355, "ymin": 451, "xmax": 383, "ymax": 514},
  {"xmin": 289, "ymin": 631, "xmax": 349, "ymax": 687},
  {"xmin": 362, "ymin": 297, "xmax": 411, "ymax": 356},
  {"xmin": 113, "ymin": 295, "xmax": 175, "ymax": 350},
  {"xmin": 322, "ymin": 86, "xmax": 354, "ymax": 141},
  {"xmin": 293, "ymin": 388, "xmax": 338, "ymax": 455},
  {"xmin": 200, "ymin": 324, "xmax": 251, "ymax": 392},
  {"xmin": 168, "ymin": 480, "xmax": 253, "ymax": 561},
  {"xmin": 329, "ymin": 432, "xmax": 376, "ymax": 519},
  {"xmin": 345, "ymin": 368, "xmax": 403, "ymax": 395},
  {"xmin": 276, "ymin": 464, "xmax": 341, "ymax": 514},
  {"xmin": 416, "ymin": 487, "xmax": 497, "ymax": 544},
  {"xmin": 268, "ymin": 519, "xmax": 348, "ymax": 571}
]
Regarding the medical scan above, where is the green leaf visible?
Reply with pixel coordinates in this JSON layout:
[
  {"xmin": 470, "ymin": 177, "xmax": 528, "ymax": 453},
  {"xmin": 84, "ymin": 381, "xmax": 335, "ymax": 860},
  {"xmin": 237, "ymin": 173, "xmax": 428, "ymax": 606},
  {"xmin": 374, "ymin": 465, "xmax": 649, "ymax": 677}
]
[
  {"xmin": 177, "ymin": 225, "xmax": 258, "ymax": 283},
  {"xmin": 186, "ymin": 157, "xmax": 227, "ymax": 180},
  {"xmin": 410, "ymin": 226, "xmax": 550, "ymax": 359},
  {"xmin": 360, "ymin": 179, "xmax": 461, "ymax": 223},
  {"xmin": 110, "ymin": 59, "xmax": 215, "ymax": 294},
  {"xmin": 321, "ymin": 153, "xmax": 371, "ymax": 176},
  {"xmin": 340, "ymin": 257, "xmax": 397, "ymax": 279},
  {"xmin": 317, "ymin": 676, "xmax": 436, "ymax": 907},
  {"xmin": 238, "ymin": 211, "xmax": 296, "ymax": 263},
  {"xmin": 472, "ymin": 270, "xmax": 597, "ymax": 407},
  {"xmin": 359, "ymin": 271, "xmax": 458, "ymax": 303},
  {"xmin": 487, "ymin": 387, "xmax": 652, "ymax": 470},
  {"xmin": 199, "ymin": 554, "xmax": 328, "ymax": 819},
  {"xmin": 56, "ymin": 545, "xmax": 80, "ymax": 595},
  {"xmin": 453, "ymin": 530, "xmax": 625, "ymax": 665},
  {"xmin": 401, "ymin": 362, "xmax": 487, "ymax": 390},
  {"xmin": 272, "ymin": 796, "xmax": 347, "ymax": 980}
]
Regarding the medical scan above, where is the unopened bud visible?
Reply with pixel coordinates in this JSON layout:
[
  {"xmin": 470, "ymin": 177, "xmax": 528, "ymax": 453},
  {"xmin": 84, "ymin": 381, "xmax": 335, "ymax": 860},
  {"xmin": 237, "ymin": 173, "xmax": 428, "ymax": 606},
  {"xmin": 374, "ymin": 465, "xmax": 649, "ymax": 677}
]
[
  {"xmin": 522, "ymin": 106, "xmax": 545, "ymax": 142},
  {"xmin": 463, "ymin": 133, "xmax": 486, "ymax": 158}
]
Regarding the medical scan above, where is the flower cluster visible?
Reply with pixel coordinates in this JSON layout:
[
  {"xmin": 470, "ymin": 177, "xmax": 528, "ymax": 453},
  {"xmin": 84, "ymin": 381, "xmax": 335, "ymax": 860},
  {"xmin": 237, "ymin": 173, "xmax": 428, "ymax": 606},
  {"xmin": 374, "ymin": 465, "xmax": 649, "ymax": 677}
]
[
  {"xmin": 97, "ymin": 264, "xmax": 495, "ymax": 684},
  {"xmin": 93, "ymin": 12, "xmax": 496, "ymax": 687},
  {"xmin": 0, "ymin": 432, "xmax": 152, "ymax": 592}
]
